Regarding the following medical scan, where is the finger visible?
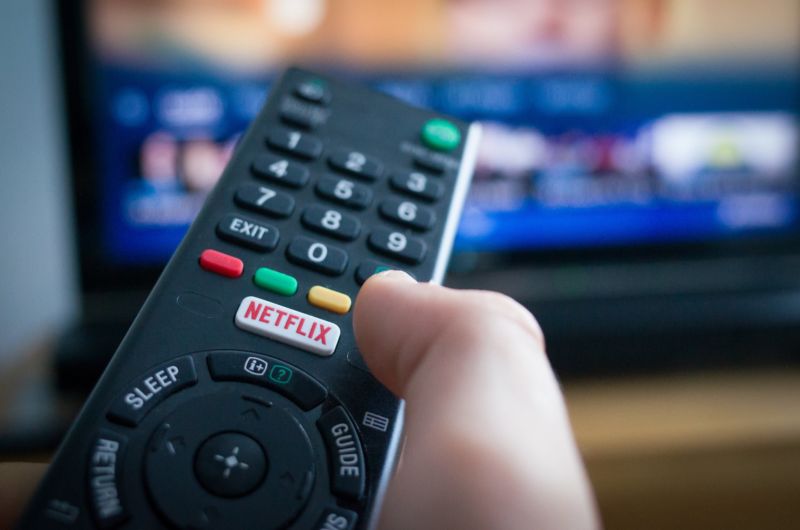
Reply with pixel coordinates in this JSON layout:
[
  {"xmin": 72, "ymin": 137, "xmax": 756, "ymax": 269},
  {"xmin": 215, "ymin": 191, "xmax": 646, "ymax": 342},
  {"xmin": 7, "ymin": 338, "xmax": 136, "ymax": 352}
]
[
  {"xmin": 0, "ymin": 462, "xmax": 46, "ymax": 529},
  {"xmin": 354, "ymin": 271, "xmax": 598, "ymax": 530}
]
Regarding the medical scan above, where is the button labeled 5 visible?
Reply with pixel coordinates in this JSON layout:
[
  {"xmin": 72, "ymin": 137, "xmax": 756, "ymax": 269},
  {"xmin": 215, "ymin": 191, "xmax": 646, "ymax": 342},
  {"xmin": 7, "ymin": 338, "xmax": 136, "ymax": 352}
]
[{"xmin": 316, "ymin": 176, "xmax": 372, "ymax": 209}]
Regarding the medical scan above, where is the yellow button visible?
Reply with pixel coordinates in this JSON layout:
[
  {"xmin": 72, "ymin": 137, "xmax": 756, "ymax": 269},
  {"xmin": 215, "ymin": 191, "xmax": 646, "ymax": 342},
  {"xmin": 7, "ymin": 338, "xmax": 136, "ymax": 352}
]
[{"xmin": 308, "ymin": 286, "xmax": 352, "ymax": 315}]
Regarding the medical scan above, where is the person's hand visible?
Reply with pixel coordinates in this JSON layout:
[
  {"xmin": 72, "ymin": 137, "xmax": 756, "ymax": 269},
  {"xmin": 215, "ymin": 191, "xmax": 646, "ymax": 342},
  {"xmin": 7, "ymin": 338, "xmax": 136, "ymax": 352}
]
[
  {"xmin": 354, "ymin": 271, "xmax": 598, "ymax": 529},
  {"xmin": 0, "ymin": 271, "xmax": 598, "ymax": 530}
]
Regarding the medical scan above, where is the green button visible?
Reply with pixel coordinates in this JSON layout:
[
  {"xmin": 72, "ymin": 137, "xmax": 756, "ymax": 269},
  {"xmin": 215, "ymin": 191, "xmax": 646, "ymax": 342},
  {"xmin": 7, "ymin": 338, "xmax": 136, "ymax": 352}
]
[
  {"xmin": 253, "ymin": 267, "xmax": 297, "ymax": 296},
  {"xmin": 421, "ymin": 118, "xmax": 461, "ymax": 151}
]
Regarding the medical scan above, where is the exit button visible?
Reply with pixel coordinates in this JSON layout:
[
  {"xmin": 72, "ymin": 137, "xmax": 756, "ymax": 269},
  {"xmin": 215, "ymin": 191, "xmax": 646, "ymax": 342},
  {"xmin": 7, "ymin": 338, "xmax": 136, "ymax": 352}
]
[{"xmin": 421, "ymin": 118, "xmax": 461, "ymax": 152}]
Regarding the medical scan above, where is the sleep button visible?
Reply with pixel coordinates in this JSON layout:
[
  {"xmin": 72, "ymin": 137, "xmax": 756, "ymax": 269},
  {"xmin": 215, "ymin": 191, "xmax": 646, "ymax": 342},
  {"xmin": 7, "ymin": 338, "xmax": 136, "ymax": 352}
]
[{"xmin": 107, "ymin": 357, "xmax": 197, "ymax": 427}]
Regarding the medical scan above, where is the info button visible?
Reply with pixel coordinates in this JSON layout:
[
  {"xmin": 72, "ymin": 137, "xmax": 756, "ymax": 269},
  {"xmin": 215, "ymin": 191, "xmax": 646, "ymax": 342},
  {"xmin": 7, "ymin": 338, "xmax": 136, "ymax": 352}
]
[
  {"xmin": 207, "ymin": 352, "xmax": 327, "ymax": 410},
  {"xmin": 107, "ymin": 357, "xmax": 198, "ymax": 427}
]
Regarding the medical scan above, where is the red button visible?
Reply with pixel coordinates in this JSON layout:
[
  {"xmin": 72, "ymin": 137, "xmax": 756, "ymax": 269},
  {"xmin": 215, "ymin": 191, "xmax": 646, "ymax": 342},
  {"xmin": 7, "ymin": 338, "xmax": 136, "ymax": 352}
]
[{"xmin": 199, "ymin": 249, "xmax": 244, "ymax": 278}]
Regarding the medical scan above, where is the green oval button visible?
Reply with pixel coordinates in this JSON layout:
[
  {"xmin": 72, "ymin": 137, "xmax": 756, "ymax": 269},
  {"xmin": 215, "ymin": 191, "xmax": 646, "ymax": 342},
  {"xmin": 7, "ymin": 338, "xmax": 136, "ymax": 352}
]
[
  {"xmin": 421, "ymin": 118, "xmax": 461, "ymax": 151},
  {"xmin": 254, "ymin": 267, "xmax": 298, "ymax": 296}
]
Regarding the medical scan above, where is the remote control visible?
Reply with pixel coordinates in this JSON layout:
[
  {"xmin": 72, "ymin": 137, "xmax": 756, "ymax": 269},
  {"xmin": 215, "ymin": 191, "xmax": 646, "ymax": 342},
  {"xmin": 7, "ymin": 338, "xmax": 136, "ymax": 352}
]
[{"xmin": 18, "ymin": 67, "xmax": 480, "ymax": 530}]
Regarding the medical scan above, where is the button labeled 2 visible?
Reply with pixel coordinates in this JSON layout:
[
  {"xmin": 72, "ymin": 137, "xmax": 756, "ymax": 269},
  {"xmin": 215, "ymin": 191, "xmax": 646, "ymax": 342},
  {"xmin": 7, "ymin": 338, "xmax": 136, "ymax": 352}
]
[{"xmin": 328, "ymin": 149, "xmax": 383, "ymax": 180}]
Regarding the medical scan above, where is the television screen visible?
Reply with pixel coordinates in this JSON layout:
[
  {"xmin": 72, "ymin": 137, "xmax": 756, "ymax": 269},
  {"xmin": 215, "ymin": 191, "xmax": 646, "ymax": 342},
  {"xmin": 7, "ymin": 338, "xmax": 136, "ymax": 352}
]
[{"xmin": 82, "ymin": 0, "xmax": 800, "ymax": 264}]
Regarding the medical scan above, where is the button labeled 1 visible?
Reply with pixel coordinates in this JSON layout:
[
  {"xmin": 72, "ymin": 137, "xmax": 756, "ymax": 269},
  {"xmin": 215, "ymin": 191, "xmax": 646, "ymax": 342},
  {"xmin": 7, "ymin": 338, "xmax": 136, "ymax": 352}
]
[{"xmin": 266, "ymin": 128, "xmax": 322, "ymax": 160}]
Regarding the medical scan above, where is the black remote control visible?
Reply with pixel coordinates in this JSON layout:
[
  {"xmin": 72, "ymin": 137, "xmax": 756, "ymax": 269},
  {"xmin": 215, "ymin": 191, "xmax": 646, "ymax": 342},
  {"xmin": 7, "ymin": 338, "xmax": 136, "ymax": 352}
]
[{"xmin": 18, "ymin": 67, "xmax": 480, "ymax": 530}]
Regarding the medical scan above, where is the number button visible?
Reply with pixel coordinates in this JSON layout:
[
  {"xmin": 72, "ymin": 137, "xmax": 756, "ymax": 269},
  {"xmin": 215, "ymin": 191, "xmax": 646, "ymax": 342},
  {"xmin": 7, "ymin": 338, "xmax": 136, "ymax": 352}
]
[
  {"xmin": 266, "ymin": 128, "xmax": 322, "ymax": 160},
  {"xmin": 368, "ymin": 229, "xmax": 426, "ymax": 264},
  {"xmin": 252, "ymin": 153, "xmax": 310, "ymax": 188},
  {"xmin": 329, "ymin": 149, "xmax": 383, "ymax": 180},
  {"xmin": 295, "ymin": 80, "xmax": 331, "ymax": 105},
  {"xmin": 379, "ymin": 198, "xmax": 435, "ymax": 231},
  {"xmin": 316, "ymin": 176, "xmax": 373, "ymax": 210},
  {"xmin": 355, "ymin": 259, "xmax": 400, "ymax": 285},
  {"xmin": 235, "ymin": 183, "xmax": 295, "ymax": 218},
  {"xmin": 390, "ymin": 170, "xmax": 444, "ymax": 201},
  {"xmin": 302, "ymin": 205, "xmax": 361, "ymax": 241},
  {"xmin": 287, "ymin": 237, "xmax": 348, "ymax": 276}
]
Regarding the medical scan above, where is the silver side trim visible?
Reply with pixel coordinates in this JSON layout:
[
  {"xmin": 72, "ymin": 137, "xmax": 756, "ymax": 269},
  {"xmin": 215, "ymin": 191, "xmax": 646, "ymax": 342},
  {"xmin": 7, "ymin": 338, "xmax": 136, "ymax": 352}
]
[
  {"xmin": 366, "ymin": 400, "xmax": 406, "ymax": 530},
  {"xmin": 431, "ymin": 122, "xmax": 482, "ymax": 285}
]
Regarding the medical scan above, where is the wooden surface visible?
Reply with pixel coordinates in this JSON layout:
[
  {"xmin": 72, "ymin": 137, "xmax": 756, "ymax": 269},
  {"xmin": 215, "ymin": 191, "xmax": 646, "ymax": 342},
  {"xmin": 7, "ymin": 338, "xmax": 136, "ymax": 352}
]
[{"xmin": 565, "ymin": 369, "xmax": 800, "ymax": 530}]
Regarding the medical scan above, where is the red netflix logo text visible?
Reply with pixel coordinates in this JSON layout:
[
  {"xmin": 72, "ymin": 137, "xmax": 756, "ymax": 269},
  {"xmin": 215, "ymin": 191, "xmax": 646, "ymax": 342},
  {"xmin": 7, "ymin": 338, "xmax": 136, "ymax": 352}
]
[{"xmin": 244, "ymin": 301, "xmax": 332, "ymax": 345}]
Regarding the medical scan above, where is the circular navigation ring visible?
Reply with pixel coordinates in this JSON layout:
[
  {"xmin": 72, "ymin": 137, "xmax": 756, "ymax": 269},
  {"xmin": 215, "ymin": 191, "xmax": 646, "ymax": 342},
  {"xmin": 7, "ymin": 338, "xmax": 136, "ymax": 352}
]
[{"xmin": 145, "ymin": 392, "xmax": 315, "ymax": 529}]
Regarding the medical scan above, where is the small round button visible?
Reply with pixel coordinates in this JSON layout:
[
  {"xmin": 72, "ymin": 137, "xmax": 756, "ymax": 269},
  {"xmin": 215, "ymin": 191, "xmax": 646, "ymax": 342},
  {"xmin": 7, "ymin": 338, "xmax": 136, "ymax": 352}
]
[
  {"xmin": 195, "ymin": 432, "xmax": 267, "ymax": 498},
  {"xmin": 421, "ymin": 118, "xmax": 461, "ymax": 151}
]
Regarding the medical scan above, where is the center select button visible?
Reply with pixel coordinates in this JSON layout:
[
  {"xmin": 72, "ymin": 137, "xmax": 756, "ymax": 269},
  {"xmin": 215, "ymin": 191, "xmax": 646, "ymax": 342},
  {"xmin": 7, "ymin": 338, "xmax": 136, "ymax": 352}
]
[
  {"xmin": 234, "ymin": 296, "xmax": 341, "ymax": 356},
  {"xmin": 107, "ymin": 357, "xmax": 197, "ymax": 427},
  {"xmin": 207, "ymin": 352, "xmax": 327, "ymax": 410}
]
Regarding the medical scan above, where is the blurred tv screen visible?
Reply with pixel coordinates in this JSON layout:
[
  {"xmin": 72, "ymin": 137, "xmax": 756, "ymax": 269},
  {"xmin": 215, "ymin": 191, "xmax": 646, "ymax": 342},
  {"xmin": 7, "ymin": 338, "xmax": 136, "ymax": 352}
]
[{"xmin": 82, "ymin": 0, "xmax": 800, "ymax": 264}]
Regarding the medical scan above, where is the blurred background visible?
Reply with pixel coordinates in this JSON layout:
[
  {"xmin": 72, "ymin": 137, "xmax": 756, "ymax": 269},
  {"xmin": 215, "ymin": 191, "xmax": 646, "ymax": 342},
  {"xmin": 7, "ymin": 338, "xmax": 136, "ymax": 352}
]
[{"xmin": 1, "ymin": 0, "xmax": 799, "ymax": 528}]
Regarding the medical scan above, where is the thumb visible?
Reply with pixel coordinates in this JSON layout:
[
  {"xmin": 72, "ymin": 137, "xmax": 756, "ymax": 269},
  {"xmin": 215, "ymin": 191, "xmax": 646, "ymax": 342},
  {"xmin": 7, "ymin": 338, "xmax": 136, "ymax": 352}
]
[{"xmin": 354, "ymin": 271, "xmax": 598, "ymax": 530}]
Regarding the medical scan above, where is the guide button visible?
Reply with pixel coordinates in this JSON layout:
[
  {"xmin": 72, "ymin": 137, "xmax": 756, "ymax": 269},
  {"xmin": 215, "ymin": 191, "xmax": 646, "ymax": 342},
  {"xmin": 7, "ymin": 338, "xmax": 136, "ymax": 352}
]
[
  {"xmin": 107, "ymin": 357, "xmax": 198, "ymax": 427},
  {"xmin": 207, "ymin": 352, "xmax": 327, "ymax": 410},
  {"xmin": 317, "ymin": 407, "xmax": 365, "ymax": 501}
]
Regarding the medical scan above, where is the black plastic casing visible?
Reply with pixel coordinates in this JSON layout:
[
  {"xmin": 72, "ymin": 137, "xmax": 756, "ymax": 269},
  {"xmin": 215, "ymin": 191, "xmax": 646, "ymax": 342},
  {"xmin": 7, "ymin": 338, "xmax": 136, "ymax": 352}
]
[{"xmin": 18, "ymin": 67, "xmax": 480, "ymax": 529}]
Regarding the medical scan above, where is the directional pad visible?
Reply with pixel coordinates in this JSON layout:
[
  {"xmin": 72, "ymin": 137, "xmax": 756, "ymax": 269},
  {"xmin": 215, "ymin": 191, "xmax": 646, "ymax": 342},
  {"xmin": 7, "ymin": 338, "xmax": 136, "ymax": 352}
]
[{"xmin": 144, "ymin": 392, "xmax": 316, "ymax": 529}]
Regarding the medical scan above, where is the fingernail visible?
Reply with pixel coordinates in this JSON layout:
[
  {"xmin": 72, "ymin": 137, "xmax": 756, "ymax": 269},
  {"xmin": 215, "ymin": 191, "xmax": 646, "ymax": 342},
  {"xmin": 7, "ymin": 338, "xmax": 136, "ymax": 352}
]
[{"xmin": 374, "ymin": 269, "xmax": 416, "ymax": 283}]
